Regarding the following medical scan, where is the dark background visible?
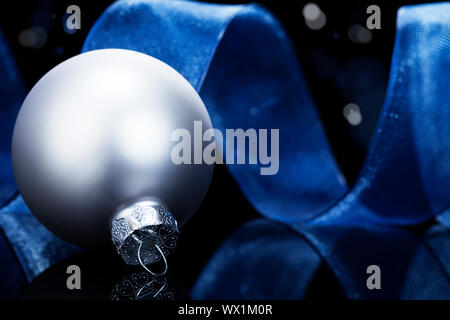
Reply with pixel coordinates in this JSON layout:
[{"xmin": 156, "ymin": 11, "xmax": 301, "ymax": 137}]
[{"xmin": 0, "ymin": 0, "xmax": 444, "ymax": 298}]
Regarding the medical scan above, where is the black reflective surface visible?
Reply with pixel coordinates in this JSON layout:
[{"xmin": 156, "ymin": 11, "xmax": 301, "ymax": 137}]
[{"xmin": 20, "ymin": 251, "xmax": 189, "ymax": 300}]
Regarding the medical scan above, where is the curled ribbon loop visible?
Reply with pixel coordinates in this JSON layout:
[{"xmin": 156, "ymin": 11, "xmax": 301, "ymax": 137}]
[
  {"xmin": 82, "ymin": 0, "xmax": 450, "ymax": 298},
  {"xmin": 83, "ymin": 0, "xmax": 450, "ymax": 225}
]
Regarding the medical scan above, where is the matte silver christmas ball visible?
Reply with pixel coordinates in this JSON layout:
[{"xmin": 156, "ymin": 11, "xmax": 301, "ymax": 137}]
[{"xmin": 12, "ymin": 49, "xmax": 214, "ymax": 265}]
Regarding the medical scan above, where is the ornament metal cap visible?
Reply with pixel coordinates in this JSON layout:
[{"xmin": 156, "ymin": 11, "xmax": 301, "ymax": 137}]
[{"xmin": 111, "ymin": 199, "xmax": 179, "ymax": 275}]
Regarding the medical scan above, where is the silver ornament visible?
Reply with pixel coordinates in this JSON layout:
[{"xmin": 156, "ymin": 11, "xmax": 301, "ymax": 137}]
[{"xmin": 12, "ymin": 49, "xmax": 214, "ymax": 270}]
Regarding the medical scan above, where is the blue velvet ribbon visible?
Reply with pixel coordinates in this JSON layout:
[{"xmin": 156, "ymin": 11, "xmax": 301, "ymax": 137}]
[
  {"xmin": 81, "ymin": 0, "xmax": 450, "ymax": 298},
  {"xmin": 1, "ymin": 0, "xmax": 450, "ymax": 299}
]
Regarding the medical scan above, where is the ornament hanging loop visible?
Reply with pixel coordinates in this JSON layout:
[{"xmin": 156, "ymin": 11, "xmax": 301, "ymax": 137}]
[
  {"xmin": 137, "ymin": 241, "xmax": 168, "ymax": 277},
  {"xmin": 111, "ymin": 199, "xmax": 179, "ymax": 268}
]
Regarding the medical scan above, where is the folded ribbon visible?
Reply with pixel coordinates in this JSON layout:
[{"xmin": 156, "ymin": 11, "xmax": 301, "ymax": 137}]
[{"xmin": 82, "ymin": 0, "xmax": 450, "ymax": 298}]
